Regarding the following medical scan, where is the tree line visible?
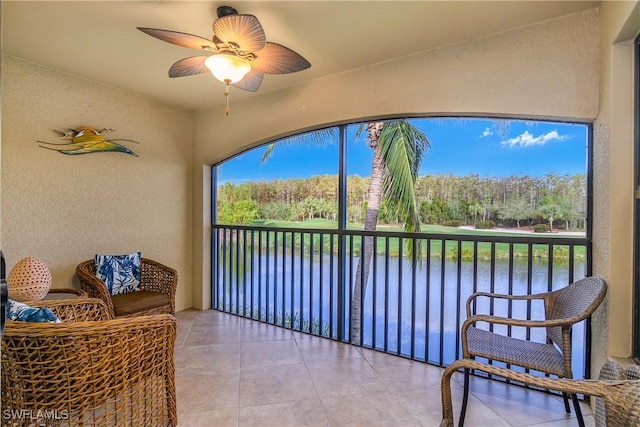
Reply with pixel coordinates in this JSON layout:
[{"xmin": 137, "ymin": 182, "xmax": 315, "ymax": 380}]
[{"xmin": 217, "ymin": 172, "xmax": 586, "ymax": 231}]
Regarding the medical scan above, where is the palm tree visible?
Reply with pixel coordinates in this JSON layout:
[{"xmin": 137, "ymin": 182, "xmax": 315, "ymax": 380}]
[
  {"xmin": 350, "ymin": 120, "xmax": 429, "ymax": 343},
  {"xmin": 539, "ymin": 203, "xmax": 562, "ymax": 232},
  {"xmin": 263, "ymin": 120, "xmax": 430, "ymax": 344},
  {"xmin": 468, "ymin": 202, "xmax": 483, "ymax": 225}
]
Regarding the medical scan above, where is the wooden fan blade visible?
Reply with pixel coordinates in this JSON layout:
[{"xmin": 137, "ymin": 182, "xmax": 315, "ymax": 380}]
[
  {"xmin": 137, "ymin": 27, "xmax": 216, "ymax": 51},
  {"xmin": 169, "ymin": 56, "xmax": 210, "ymax": 78},
  {"xmin": 231, "ymin": 71, "xmax": 264, "ymax": 92},
  {"xmin": 250, "ymin": 42, "xmax": 311, "ymax": 75},
  {"xmin": 212, "ymin": 14, "xmax": 266, "ymax": 53}
]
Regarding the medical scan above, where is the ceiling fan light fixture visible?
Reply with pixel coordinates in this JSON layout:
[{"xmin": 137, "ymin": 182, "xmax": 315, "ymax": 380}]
[
  {"xmin": 139, "ymin": 5, "xmax": 310, "ymax": 115},
  {"xmin": 204, "ymin": 54, "xmax": 251, "ymax": 84}
]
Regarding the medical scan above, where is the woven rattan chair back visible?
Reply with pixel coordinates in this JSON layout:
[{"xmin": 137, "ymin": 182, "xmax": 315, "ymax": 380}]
[
  {"xmin": 76, "ymin": 257, "xmax": 177, "ymax": 318},
  {"xmin": 544, "ymin": 277, "xmax": 607, "ymax": 349},
  {"xmin": 31, "ymin": 297, "xmax": 113, "ymax": 321}
]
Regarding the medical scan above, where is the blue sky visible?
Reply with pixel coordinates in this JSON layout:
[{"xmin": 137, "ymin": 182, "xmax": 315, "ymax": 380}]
[{"xmin": 217, "ymin": 118, "xmax": 588, "ymax": 184}]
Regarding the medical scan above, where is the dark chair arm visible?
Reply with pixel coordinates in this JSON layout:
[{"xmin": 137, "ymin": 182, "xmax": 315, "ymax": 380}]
[
  {"xmin": 463, "ymin": 313, "xmax": 577, "ymax": 331},
  {"xmin": 466, "ymin": 291, "xmax": 546, "ymax": 317}
]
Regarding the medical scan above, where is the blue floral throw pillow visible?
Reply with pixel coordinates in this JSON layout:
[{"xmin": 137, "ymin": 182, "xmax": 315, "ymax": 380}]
[
  {"xmin": 6, "ymin": 299, "xmax": 61, "ymax": 323},
  {"xmin": 94, "ymin": 252, "xmax": 141, "ymax": 295}
]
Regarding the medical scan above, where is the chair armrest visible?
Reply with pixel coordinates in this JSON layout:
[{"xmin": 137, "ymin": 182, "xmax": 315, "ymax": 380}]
[
  {"xmin": 140, "ymin": 258, "xmax": 177, "ymax": 311},
  {"xmin": 440, "ymin": 358, "xmax": 635, "ymax": 427},
  {"xmin": 75, "ymin": 260, "xmax": 116, "ymax": 317},
  {"xmin": 462, "ymin": 313, "xmax": 575, "ymax": 333},
  {"xmin": 466, "ymin": 291, "xmax": 546, "ymax": 317}
]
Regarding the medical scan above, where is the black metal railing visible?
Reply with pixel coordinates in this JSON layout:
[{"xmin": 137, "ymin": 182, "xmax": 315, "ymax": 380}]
[{"xmin": 212, "ymin": 224, "xmax": 590, "ymax": 378}]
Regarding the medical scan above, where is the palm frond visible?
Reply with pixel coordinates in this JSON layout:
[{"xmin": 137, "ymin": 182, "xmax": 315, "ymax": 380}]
[
  {"xmin": 378, "ymin": 120, "xmax": 430, "ymax": 259},
  {"xmin": 261, "ymin": 127, "xmax": 338, "ymax": 165},
  {"xmin": 261, "ymin": 144, "xmax": 276, "ymax": 164}
]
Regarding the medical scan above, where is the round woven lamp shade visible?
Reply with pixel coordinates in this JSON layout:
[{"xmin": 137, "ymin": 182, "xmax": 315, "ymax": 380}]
[{"xmin": 7, "ymin": 257, "xmax": 52, "ymax": 302}]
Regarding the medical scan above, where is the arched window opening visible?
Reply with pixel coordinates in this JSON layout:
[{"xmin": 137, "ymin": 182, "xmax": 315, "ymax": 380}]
[{"xmin": 211, "ymin": 116, "xmax": 592, "ymax": 375}]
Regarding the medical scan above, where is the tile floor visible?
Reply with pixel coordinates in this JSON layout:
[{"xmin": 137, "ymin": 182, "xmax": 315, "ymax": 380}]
[{"xmin": 174, "ymin": 309, "xmax": 594, "ymax": 427}]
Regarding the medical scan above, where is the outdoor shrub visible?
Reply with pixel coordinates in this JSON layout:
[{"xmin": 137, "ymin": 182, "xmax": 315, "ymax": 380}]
[
  {"xmin": 553, "ymin": 246, "xmax": 569, "ymax": 259},
  {"xmin": 443, "ymin": 220, "xmax": 462, "ymax": 227},
  {"xmin": 259, "ymin": 202, "xmax": 293, "ymax": 220},
  {"xmin": 475, "ymin": 220, "xmax": 496, "ymax": 229},
  {"xmin": 534, "ymin": 224, "xmax": 551, "ymax": 233},
  {"xmin": 447, "ymin": 246, "xmax": 475, "ymax": 261}
]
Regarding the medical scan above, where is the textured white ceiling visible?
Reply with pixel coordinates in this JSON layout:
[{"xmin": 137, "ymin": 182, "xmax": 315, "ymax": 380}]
[{"xmin": 2, "ymin": 1, "xmax": 599, "ymax": 111}]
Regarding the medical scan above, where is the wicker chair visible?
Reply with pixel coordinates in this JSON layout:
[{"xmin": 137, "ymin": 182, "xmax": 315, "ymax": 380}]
[
  {"xmin": 594, "ymin": 360, "xmax": 640, "ymax": 426},
  {"xmin": 455, "ymin": 276, "xmax": 607, "ymax": 427},
  {"xmin": 1, "ymin": 298, "xmax": 177, "ymax": 427},
  {"xmin": 76, "ymin": 257, "xmax": 177, "ymax": 318},
  {"xmin": 440, "ymin": 358, "xmax": 640, "ymax": 427}
]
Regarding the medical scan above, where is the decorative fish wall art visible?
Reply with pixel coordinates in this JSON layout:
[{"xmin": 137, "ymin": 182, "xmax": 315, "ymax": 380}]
[{"xmin": 38, "ymin": 127, "xmax": 139, "ymax": 157}]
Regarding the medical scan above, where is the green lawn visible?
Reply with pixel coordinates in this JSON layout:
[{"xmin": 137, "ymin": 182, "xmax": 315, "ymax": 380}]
[{"xmin": 243, "ymin": 219, "xmax": 586, "ymax": 261}]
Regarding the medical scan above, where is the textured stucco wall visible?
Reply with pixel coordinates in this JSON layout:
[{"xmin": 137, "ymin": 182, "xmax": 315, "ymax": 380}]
[
  {"xmin": 592, "ymin": 0, "xmax": 639, "ymax": 362},
  {"xmin": 1, "ymin": 55, "xmax": 194, "ymax": 311},
  {"xmin": 191, "ymin": 9, "xmax": 600, "ymax": 311}
]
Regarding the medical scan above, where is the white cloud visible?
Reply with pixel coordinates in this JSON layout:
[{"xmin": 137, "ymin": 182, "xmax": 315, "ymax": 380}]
[
  {"xmin": 500, "ymin": 130, "xmax": 567, "ymax": 148},
  {"xmin": 480, "ymin": 127, "xmax": 493, "ymax": 138}
]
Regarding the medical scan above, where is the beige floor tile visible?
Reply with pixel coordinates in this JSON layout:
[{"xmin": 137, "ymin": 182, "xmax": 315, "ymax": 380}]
[
  {"xmin": 174, "ymin": 346, "xmax": 183, "ymax": 359},
  {"xmin": 238, "ymin": 400, "xmax": 329, "ymax": 427},
  {"xmin": 241, "ymin": 321, "xmax": 295, "ymax": 342},
  {"xmin": 175, "ymin": 322, "xmax": 192, "ymax": 349},
  {"xmin": 176, "ymin": 370, "xmax": 239, "ymax": 410},
  {"xmin": 192, "ymin": 309, "xmax": 249, "ymax": 327},
  {"xmin": 240, "ymin": 339, "xmax": 302, "ymax": 368},
  {"xmin": 175, "ymin": 343, "xmax": 240, "ymax": 375},
  {"xmin": 305, "ymin": 358, "xmax": 390, "ymax": 398},
  {"xmin": 394, "ymin": 384, "xmax": 445, "ymax": 426},
  {"xmin": 401, "ymin": 383, "xmax": 510, "ymax": 427},
  {"xmin": 177, "ymin": 407, "xmax": 238, "ymax": 427},
  {"xmin": 359, "ymin": 347, "xmax": 418, "ymax": 368},
  {"xmin": 321, "ymin": 391, "xmax": 421, "ymax": 426},
  {"xmin": 174, "ymin": 309, "xmax": 201, "ymax": 321},
  {"xmin": 528, "ymin": 415, "xmax": 595, "ymax": 427},
  {"xmin": 184, "ymin": 324, "xmax": 241, "ymax": 347},
  {"xmin": 373, "ymin": 358, "xmax": 444, "ymax": 392},
  {"xmin": 239, "ymin": 363, "xmax": 318, "ymax": 408},
  {"xmin": 295, "ymin": 334, "xmax": 363, "ymax": 363}
]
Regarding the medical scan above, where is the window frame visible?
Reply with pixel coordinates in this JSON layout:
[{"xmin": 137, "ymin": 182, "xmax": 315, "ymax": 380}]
[{"xmin": 633, "ymin": 33, "xmax": 640, "ymax": 362}]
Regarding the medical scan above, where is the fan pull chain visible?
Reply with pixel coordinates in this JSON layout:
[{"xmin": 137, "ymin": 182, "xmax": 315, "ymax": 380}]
[{"xmin": 224, "ymin": 80, "xmax": 231, "ymax": 115}]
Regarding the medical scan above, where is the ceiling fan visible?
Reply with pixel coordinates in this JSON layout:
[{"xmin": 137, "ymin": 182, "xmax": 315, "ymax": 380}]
[{"xmin": 138, "ymin": 5, "xmax": 311, "ymax": 114}]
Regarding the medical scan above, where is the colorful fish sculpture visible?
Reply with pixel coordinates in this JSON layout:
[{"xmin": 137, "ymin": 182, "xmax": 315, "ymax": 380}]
[{"xmin": 38, "ymin": 127, "xmax": 139, "ymax": 157}]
